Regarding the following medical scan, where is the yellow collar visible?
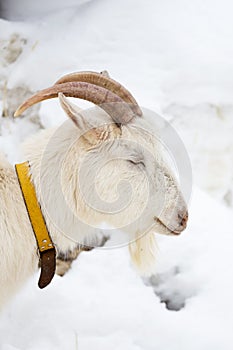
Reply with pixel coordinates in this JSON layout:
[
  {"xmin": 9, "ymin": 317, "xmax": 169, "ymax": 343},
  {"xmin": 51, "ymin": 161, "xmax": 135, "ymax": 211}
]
[{"xmin": 15, "ymin": 161, "xmax": 56, "ymax": 289}]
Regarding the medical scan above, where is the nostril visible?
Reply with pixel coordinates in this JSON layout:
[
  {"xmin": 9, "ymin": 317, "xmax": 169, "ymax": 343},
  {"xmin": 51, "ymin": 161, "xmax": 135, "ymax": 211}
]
[
  {"xmin": 178, "ymin": 212, "xmax": 188, "ymax": 227},
  {"xmin": 181, "ymin": 217, "xmax": 186, "ymax": 226}
]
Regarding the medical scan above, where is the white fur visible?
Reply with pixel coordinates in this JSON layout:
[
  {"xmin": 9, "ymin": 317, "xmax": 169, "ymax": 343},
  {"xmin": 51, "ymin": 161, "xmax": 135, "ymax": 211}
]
[{"xmin": 0, "ymin": 95, "xmax": 187, "ymax": 309}]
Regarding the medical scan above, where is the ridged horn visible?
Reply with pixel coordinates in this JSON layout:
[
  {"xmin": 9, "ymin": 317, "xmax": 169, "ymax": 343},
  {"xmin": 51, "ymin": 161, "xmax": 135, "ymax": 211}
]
[
  {"xmin": 55, "ymin": 71, "xmax": 142, "ymax": 117},
  {"xmin": 14, "ymin": 82, "xmax": 135, "ymax": 124}
]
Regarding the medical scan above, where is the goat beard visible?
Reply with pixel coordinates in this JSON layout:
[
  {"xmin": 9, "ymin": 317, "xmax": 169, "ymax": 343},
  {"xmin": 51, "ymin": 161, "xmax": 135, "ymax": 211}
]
[
  {"xmin": 128, "ymin": 216, "xmax": 177, "ymax": 276},
  {"xmin": 128, "ymin": 229, "xmax": 157, "ymax": 276}
]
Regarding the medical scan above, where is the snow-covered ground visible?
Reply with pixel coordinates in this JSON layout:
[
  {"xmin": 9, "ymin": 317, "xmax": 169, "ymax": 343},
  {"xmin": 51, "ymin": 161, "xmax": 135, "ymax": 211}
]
[
  {"xmin": 0, "ymin": 189, "xmax": 232, "ymax": 350},
  {"xmin": 0, "ymin": 0, "xmax": 233, "ymax": 349}
]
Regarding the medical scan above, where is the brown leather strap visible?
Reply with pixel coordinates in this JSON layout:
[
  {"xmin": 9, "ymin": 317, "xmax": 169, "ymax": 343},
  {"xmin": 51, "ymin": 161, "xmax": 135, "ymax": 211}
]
[
  {"xmin": 15, "ymin": 161, "xmax": 56, "ymax": 289},
  {"xmin": 39, "ymin": 249, "xmax": 56, "ymax": 288}
]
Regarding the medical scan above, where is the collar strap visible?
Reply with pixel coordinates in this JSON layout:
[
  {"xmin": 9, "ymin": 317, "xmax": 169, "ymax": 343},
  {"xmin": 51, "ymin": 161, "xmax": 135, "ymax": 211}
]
[{"xmin": 15, "ymin": 161, "xmax": 56, "ymax": 289}]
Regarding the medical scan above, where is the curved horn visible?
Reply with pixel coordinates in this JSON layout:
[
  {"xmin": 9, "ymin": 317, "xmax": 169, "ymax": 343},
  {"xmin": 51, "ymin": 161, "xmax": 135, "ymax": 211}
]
[
  {"xmin": 55, "ymin": 71, "xmax": 142, "ymax": 117},
  {"xmin": 14, "ymin": 82, "xmax": 135, "ymax": 124}
]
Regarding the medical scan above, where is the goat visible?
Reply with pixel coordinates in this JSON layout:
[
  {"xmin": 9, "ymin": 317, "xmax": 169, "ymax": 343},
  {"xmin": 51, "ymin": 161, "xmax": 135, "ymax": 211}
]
[{"xmin": 0, "ymin": 71, "xmax": 188, "ymax": 309}]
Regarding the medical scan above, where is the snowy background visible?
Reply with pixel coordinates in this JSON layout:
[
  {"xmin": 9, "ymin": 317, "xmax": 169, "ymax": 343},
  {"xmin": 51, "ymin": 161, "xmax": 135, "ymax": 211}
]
[{"xmin": 0, "ymin": 0, "xmax": 233, "ymax": 349}]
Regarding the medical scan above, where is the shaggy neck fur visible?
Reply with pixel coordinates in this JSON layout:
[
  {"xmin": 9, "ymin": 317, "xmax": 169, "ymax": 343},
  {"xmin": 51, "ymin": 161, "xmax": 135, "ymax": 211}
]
[{"xmin": 0, "ymin": 154, "xmax": 38, "ymax": 307}]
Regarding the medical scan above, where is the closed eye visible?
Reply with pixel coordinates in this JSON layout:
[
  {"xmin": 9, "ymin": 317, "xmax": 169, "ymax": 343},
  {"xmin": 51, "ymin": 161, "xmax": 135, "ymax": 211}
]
[{"xmin": 128, "ymin": 159, "xmax": 145, "ymax": 167}]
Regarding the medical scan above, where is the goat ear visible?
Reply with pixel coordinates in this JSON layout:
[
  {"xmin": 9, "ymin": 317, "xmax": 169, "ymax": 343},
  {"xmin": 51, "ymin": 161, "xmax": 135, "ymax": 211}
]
[
  {"xmin": 58, "ymin": 92, "xmax": 121, "ymax": 146},
  {"xmin": 58, "ymin": 92, "xmax": 90, "ymax": 130}
]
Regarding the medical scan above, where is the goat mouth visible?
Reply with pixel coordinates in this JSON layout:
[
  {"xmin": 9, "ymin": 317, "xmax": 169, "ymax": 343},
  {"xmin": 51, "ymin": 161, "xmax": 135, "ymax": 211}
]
[{"xmin": 154, "ymin": 217, "xmax": 182, "ymax": 236}]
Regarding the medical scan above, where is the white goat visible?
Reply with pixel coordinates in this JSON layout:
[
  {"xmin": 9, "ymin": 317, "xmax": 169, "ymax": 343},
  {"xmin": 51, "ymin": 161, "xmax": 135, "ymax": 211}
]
[{"xmin": 0, "ymin": 71, "xmax": 188, "ymax": 309}]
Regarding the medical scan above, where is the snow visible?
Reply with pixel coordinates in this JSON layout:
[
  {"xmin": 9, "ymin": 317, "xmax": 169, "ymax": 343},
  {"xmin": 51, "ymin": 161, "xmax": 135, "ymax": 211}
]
[
  {"xmin": 0, "ymin": 0, "xmax": 233, "ymax": 349},
  {"xmin": 0, "ymin": 189, "xmax": 232, "ymax": 350}
]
